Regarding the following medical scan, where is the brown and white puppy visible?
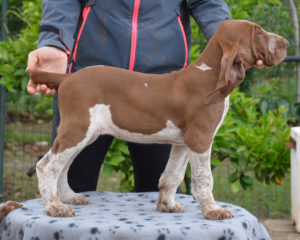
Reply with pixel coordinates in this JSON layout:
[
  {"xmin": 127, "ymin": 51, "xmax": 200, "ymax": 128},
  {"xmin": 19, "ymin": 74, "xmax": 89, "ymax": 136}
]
[
  {"xmin": 0, "ymin": 201, "xmax": 22, "ymax": 221},
  {"xmin": 29, "ymin": 20, "xmax": 288, "ymax": 219}
]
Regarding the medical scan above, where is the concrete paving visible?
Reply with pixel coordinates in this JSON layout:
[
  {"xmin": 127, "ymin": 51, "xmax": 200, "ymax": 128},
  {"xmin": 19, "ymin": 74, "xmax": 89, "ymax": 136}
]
[{"xmin": 262, "ymin": 219, "xmax": 300, "ymax": 240}]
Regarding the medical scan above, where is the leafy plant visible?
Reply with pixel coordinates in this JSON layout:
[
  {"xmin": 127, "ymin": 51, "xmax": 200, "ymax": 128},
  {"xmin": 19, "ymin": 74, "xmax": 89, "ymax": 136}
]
[
  {"xmin": 103, "ymin": 139, "xmax": 133, "ymax": 191},
  {"xmin": 225, "ymin": 0, "xmax": 282, "ymax": 20},
  {"xmin": 213, "ymin": 89, "xmax": 290, "ymax": 189},
  {"xmin": 0, "ymin": 0, "xmax": 42, "ymax": 99}
]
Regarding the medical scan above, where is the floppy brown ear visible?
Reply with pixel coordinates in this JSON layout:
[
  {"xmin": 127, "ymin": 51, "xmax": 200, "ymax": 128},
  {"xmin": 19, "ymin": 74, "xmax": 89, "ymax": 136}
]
[{"xmin": 205, "ymin": 42, "xmax": 245, "ymax": 104}]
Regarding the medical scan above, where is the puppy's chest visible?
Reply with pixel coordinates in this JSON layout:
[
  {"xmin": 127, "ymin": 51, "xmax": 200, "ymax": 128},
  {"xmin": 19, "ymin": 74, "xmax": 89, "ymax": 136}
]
[{"xmin": 214, "ymin": 96, "xmax": 230, "ymax": 134}]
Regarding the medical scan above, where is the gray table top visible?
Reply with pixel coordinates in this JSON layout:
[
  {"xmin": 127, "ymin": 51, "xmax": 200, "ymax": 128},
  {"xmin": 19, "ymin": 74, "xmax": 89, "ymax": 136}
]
[{"xmin": 0, "ymin": 191, "xmax": 270, "ymax": 240}]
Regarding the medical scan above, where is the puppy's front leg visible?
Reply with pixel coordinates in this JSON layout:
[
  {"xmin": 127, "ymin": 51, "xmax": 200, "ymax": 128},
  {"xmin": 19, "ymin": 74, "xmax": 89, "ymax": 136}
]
[
  {"xmin": 157, "ymin": 144, "xmax": 188, "ymax": 213},
  {"xmin": 189, "ymin": 148, "xmax": 233, "ymax": 220}
]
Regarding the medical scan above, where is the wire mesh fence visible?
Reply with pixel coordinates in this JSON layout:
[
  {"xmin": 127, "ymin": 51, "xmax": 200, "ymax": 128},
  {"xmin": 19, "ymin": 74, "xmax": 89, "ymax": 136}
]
[{"xmin": 4, "ymin": 103, "xmax": 49, "ymax": 201}]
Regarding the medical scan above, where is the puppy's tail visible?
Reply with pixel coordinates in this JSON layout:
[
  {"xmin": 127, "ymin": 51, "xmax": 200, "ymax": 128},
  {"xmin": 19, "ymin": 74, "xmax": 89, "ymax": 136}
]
[{"xmin": 29, "ymin": 71, "xmax": 68, "ymax": 89}]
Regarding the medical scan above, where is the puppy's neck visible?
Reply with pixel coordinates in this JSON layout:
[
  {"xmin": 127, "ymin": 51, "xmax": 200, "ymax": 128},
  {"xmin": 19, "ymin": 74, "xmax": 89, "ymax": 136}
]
[
  {"xmin": 174, "ymin": 38, "xmax": 223, "ymax": 96},
  {"xmin": 195, "ymin": 37, "xmax": 223, "ymax": 77}
]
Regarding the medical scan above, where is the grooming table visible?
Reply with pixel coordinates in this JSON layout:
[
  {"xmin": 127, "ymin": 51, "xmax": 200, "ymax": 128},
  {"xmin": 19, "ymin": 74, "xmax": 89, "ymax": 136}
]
[{"xmin": 0, "ymin": 191, "xmax": 270, "ymax": 240}]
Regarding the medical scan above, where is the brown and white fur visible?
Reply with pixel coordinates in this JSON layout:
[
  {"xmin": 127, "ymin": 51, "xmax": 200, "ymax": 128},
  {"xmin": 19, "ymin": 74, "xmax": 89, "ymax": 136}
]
[
  {"xmin": 0, "ymin": 201, "xmax": 22, "ymax": 221},
  {"xmin": 29, "ymin": 20, "xmax": 288, "ymax": 219}
]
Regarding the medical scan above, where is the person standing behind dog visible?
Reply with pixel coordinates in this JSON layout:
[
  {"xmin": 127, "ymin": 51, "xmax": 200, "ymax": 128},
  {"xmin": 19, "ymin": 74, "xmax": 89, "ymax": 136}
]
[{"xmin": 26, "ymin": 0, "xmax": 263, "ymax": 193}]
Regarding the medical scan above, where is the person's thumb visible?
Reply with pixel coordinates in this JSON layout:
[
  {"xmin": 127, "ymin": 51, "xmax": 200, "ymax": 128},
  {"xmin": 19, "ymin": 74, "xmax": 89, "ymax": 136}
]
[{"xmin": 26, "ymin": 51, "xmax": 39, "ymax": 72}]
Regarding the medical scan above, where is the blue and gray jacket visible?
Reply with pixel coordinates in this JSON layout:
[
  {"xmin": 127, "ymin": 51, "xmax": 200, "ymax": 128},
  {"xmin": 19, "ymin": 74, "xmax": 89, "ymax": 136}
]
[{"xmin": 38, "ymin": 0, "xmax": 231, "ymax": 74}]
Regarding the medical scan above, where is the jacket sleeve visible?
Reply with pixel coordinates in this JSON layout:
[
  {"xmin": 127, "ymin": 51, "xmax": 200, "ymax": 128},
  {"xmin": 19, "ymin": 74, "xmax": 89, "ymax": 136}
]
[
  {"xmin": 187, "ymin": 0, "xmax": 232, "ymax": 40},
  {"xmin": 37, "ymin": 0, "xmax": 82, "ymax": 54}
]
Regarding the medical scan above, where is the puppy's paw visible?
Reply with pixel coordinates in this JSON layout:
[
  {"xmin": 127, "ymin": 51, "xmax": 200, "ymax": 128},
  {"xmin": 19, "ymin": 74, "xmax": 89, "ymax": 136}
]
[
  {"xmin": 0, "ymin": 201, "xmax": 22, "ymax": 220},
  {"xmin": 203, "ymin": 207, "xmax": 234, "ymax": 220},
  {"xmin": 157, "ymin": 200, "xmax": 184, "ymax": 213},
  {"xmin": 70, "ymin": 194, "xmax": 89, "ymax": 205},
  {"xmin": 46, "ymin": 202, "xmax": 75, "ymax": 217},
  {"xmin": 3, "ymin": 201, "xmax": 22, "ymax": 211}
]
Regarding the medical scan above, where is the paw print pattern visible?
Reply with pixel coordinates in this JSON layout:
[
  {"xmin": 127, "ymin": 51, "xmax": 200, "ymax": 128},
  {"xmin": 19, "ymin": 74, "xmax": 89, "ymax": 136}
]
[
  {"xmin": 218, "ymin": 228, "xmax": 234, "ymax": 240},
  {"xmin": 0, "ymin": 192, "xmax": 271, "ymax": 240},
  {"xmin": 53, "ymin": 230, "xmax": 64, "ymax": 240}
]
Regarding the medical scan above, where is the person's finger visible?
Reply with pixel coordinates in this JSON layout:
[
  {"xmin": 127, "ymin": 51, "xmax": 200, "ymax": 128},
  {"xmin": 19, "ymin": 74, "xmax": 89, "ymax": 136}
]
[
  {"xmin": 256, "ymin": 60, "xmax": 264, "ymax": 69},
  {"xmin": 36, "ymin": 84, "xmax": 41, "ymax": 93},
  {"xmin": 40, "ymin": 84, "xmax": 48, "ymax": 92},
  {"xmin": 45, "ymin": 88, "xmax": 52, "ymax": 95},
  {"xmin": 36, "ymin": 84, "xmax": 47, "ymax": 93},
  {"xmin": 27, "ymin": 80, "xmax": 37, "ymax": 95},
  {"xmin": 26, "ymin": 51, "xmax": 39, "ymax": 72}
]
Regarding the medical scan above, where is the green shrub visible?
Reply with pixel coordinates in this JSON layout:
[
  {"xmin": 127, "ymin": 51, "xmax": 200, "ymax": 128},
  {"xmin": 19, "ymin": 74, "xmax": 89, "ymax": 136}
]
[
  {"xmin": 103, "ymin": 139, "xmax": 133, "ymax": 191},
  {"xmin": 213, "ymin": 89, "xmax": 290, "ymax": 189},
  {"xmin": 0, "ymin": 0, "xmax": 43, "ymax": 103}
]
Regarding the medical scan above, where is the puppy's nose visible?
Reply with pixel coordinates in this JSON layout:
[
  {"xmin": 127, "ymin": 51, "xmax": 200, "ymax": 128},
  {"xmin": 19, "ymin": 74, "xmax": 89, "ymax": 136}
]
[{"xmin": 282, "ymin": 39, "xmax": 289, "ymax": 48}]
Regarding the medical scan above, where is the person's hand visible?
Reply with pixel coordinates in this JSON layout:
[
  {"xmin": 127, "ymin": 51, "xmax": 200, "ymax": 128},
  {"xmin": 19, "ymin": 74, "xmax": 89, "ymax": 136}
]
[
  {"xmin": 256, "ymin": 60, "xmax": 265, "ymax": 69},
  {"xmin": 26, "ymin": 46, "xmax": 68, "ymax": 95}
]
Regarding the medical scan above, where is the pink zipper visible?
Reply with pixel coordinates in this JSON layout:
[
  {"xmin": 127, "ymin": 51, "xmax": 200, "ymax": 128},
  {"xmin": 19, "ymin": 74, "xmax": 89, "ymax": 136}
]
[
  {"xmin": 69, "ymin": 6, "xmax": 91, "ymax": 74},
  {"xmin": 129, "ymin": 0, "xmax": 141, "ymax": 71},
  {"xmin": 177, "ymin": 15, "xmax": 188, "ymax": 68}
]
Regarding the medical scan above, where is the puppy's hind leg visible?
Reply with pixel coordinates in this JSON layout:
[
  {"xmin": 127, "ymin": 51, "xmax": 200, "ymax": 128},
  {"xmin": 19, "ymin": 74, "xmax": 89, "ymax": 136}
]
[
  {"xmin": 36, "ymin": 149, "xmax": 75, "ymax": 217},
  {"xmin": 37, "ymin": 126, "xmax": 98, "ymax": 217},
  {"xmin": 57, "ymin": 135, "xmax": 99, "ymax": 205},
  {"xmin": 157, "ymin": 144, "xmax": 188, "ymax": 213}
]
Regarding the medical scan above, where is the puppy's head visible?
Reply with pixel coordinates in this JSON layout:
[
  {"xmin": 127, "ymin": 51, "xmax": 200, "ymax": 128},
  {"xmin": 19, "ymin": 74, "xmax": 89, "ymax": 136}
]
[
  {"xmin": 205, "ymin": 20, "xmax": 288, "ymax": 104},
  {"xmin": 252, "ymin": 24, "xmax": 288, "ymax": 66}
]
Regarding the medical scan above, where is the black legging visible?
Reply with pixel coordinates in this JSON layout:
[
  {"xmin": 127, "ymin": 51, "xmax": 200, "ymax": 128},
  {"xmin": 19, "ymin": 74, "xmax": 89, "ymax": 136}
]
[{"xmin": 52, "ymin": 95, "xmax": 171, "ymax": 193}]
